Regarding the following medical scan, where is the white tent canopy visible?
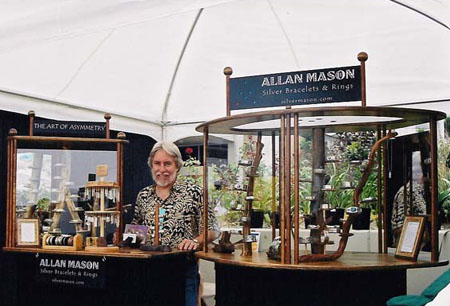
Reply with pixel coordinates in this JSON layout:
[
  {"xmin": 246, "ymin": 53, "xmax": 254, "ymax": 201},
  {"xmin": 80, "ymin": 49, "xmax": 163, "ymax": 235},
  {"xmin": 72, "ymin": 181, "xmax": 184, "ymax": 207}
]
[{"xmin": 0, "ymin": 0, "xmax": 449, "ymax": 140}]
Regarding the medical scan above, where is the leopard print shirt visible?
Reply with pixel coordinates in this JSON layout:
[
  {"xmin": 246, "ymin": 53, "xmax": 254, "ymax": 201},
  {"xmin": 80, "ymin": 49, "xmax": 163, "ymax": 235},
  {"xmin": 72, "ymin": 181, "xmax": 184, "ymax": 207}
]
[{"xmin": 132, "ymin": 181, "xmax": 219, "ymax": 247}]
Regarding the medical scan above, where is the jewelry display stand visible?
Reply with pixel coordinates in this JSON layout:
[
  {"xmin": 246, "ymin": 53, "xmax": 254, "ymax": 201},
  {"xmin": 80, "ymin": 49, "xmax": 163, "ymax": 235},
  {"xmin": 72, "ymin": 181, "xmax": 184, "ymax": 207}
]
[
  {"xmin": 42, "ymin": 233, "xmax": 83, "ymax": 251},
  {"xmin": 84, "ymin": 165, "xmax": 120, "ymax": 253},
  {"xmin": 239, "ymin": 134, "xmax": 264, "ymax": 256}
]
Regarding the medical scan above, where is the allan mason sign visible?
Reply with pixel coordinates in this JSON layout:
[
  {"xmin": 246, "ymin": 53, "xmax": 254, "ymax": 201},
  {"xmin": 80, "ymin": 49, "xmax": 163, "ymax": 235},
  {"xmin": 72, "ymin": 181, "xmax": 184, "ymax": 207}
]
[
  {"xmin": 36, "ymin": 254, "xmax": 105, "ymax": 288},
  {"xmin": 229, "ymin": 65, "xmax": 361, "ymax": 110}
]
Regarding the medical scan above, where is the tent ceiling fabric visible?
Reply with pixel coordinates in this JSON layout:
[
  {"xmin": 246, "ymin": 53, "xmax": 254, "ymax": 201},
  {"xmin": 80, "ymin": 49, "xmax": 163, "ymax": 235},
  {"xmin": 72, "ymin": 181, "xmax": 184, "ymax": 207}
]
[{"xmin": 0, "ymin": 0, "xmax": 449, "ymax": 140}]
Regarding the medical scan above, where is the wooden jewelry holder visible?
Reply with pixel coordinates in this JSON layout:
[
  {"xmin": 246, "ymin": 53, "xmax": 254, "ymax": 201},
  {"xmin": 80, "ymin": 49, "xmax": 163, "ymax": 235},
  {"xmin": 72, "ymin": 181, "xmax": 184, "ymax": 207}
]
[
  {"xmin": 84, "ymin": 165, "xmax": 120, "ymax": 253},
  {"xmin": 42, "ymin": 233, "xmax": 83, "ymax": 251}
]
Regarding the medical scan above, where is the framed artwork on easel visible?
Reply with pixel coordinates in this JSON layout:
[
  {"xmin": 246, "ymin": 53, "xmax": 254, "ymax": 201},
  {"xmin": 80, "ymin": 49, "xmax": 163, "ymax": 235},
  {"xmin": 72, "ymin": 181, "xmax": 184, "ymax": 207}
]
[{"xmin": 395, "ymin": 216, "xmax": 425, "ymax": 261}]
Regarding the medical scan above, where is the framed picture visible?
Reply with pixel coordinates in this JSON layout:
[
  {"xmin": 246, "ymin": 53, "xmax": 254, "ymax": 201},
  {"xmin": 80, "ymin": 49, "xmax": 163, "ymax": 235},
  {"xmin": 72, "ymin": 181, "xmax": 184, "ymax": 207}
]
[
  {"xmin": 16, "ymin": 219, "xmax": 40, "ymax": 247},
  {"xmin": 395, "ymin": 216, "xmax": 425, "ymax": 260}
]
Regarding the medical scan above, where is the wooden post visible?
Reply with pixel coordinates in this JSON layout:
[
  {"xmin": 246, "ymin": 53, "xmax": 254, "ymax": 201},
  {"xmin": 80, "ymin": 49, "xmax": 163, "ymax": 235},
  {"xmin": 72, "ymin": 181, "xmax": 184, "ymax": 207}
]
[
  {"xmin": 279, "ymin": 114, "xmax": 286, "ymax": 263},
  {"xmin": 224, "ymin": 67, "xmax": 233, "ymax": 116},
  {"xmin": 358, "ymin": 52, "xmax": 368, "ymax": 107},
  {"xmin": 100, "ymin": 188, "xmax": 106, "ymax": 237},
  {"xmin": 311, "ymin": 128, "xmax": 325, "ymax": 254},
  {"xmin": 12, "ymin": 135, "xmax": 18, "ymax": 247},
  {"xmin": 155, "ymin": 204, "xmax": 160, "ymax": 245},
  {"xmin": 377, "ymin": 128, "xmax": 383, "ymax": 253},
  {"xmin": 6, "ymin": 131, "xmax": 17, "ymax": 247},
  {"xmin": 271, "ymin": 131, "xmax": 276, "ymax": 241},
  {"xmin": 382, "ymin": 125, "xmax": 389, "ymax": 253},
  {"xmin": 116, "ymin": 132, "xmax": 126, "ymax": 244},
  {"xmin": 294, "ymin": 113, "xmax": 299, "ymax": 264},
  {"xmin": 6, "ymin": 136, "xmax": 11, "ymax": 247},
  {"xmin": 28, "ymin": 110, "xmax": 35, "ymax": 136},
  {"xmin": 285, "ymin": 113, "xmax": 291, "ymax": 264},
  {"xmin": 430, "ymin": 116, "xmax": 439, "ymax": 261},
  {"xmin": 203, "ymin": 127, "xmax": 209, "ymax": 252}
]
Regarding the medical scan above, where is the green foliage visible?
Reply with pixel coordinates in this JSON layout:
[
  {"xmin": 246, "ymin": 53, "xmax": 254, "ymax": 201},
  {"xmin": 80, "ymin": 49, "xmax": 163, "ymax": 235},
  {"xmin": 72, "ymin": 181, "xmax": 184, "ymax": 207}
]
[
  {"xmin": 326, "ymin": 163, "xmax": 353, "ymax": 208},
  {"xmin": 439, "ymin": 184, "xmax": 450, "ymax": 223},
  {"xmin": 345, "ymin": 142, "xmax": 368, "ymax": 161},
  {"xmin": 445, "ymin": 117, "xmax": 450, "ymax": 137},
  {"xmin": 36, "ymin": 197, "xmax": 50, "ymax": 212},
  {"xmin": 178, "ymin": 156, "xmax": 203, "ymax": 186}
]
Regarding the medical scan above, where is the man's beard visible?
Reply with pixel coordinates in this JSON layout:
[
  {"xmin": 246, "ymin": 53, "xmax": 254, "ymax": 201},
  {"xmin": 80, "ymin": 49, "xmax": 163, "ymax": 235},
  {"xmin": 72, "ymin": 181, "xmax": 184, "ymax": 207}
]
[{"xmin": 152, "ymin": 170, "xmax": 177, "ymax": 187}]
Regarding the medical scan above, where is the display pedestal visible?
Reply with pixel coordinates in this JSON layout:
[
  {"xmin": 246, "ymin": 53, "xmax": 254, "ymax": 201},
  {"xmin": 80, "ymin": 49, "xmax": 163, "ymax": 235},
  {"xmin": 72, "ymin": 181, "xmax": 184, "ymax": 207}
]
[
  {"xmin": 3, "ymin": 249, "xmax": 191, "ymax": 306},
  {"xmin": 216, "ymin": 264, "xmax": 405, "ymax": 306},
  {"xmin": 196, "ymin": 251, "xmax": 448, "ymax": 306}
]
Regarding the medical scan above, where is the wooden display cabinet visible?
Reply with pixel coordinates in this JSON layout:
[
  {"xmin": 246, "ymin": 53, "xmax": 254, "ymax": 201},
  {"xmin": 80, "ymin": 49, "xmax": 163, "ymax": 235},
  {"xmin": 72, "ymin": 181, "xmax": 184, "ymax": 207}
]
[
  {"xmin": 3, "ymin": 112, "xmax": 128, "ymax": 254},
  {"xmin": 197, "ymin": 106, "xmax": 445, "ymax": 262},
  {"xmin": 196, "ymin": 105, "xmax": 448, "ymax": 306}
]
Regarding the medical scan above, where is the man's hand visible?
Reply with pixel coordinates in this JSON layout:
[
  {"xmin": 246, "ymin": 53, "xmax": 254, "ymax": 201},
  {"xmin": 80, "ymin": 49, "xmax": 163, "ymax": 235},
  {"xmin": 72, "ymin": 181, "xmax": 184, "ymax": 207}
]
[{"xmin": 178, "ymin": 239, "xmax": 200, "ymax": 251}]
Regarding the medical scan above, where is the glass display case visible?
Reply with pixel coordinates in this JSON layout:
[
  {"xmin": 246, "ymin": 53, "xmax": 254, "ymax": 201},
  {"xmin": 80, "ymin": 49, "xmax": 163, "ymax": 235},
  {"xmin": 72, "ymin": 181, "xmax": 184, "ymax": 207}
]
[
  {"xmin": 5, "ymin": 115, "xmax": 128, "ymax": 254},
  {"xmin": 196, "ymin": 106, "xmax": 446, "ymax": 263}
]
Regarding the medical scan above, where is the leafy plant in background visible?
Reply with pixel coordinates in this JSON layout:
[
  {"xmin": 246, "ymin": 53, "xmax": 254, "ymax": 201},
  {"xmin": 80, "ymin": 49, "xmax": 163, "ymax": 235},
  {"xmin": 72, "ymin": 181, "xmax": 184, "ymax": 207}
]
[
  {"xmin": 326, "ymin": 132, "xmax": 379, "ymax": 227},
  {"xmin": 297, "ymin": 136, "xmax": 312, "ymax": 214},
  {"xmin": 208, "ymin": 134, "xmax": 272, "ymax": 227},
  {"xmin": 36, "ymin": 197, "xmax": 50, "ymax": 212},
  {"xmin": 209, "ymin": 163, "xmax": 245, "ymax": 227},
  {"xmin": 439, "ymin": 187, "xmax": 450, "ymax": 225},
  {"xmin": 178, "ymin": 156, "xmax": 202, "ymax": 185},
  {"xmin": 252, "ymin": 177, "xmax": 276, "ymax": 227},
  {"xmin": 326, "ymin": 162, "xmax": 353, "ymax": 208},
  {"xmin": 345, "ymin": 141, "xmax": 368, "ymax": 161}
]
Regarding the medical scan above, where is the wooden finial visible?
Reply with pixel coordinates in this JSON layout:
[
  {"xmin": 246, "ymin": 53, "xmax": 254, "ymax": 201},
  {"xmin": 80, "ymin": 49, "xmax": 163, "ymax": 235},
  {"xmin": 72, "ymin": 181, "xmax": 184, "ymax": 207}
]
[
  {"xmin": 28, "ymin": 111, "xmax": 35, "ymax": 136},
  {"xmin": 117, "ymin": 132, "xmax": 126, "ymax": 139},
  {"xmin": 358, "ymin": 52, "xmax": 368, "ymax": 62},
  {"xmin": 8, "ymin": 128, "xmax": 17, "ymax": 136},
  {"xmin": 224, "ymin": 67, "xmax": 233, "ymax": 76},
  {"xmin": 104, "ymin": 113, "xmax": 111, "ymax": 139},
  {"xmin": 224, "ymin": 67, "xmax": 233, "ymax": 117},
  {"xmin": 358, "ymin": 52, "xmax": 368, "ymax": 107}
]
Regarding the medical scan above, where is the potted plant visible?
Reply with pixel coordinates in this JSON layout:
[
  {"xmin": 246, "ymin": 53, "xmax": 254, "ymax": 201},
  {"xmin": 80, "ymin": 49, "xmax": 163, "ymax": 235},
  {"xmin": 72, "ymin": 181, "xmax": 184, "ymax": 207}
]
[{"xmin": 439, "ymin": 188, "xmax": 450, "ymax": 228}]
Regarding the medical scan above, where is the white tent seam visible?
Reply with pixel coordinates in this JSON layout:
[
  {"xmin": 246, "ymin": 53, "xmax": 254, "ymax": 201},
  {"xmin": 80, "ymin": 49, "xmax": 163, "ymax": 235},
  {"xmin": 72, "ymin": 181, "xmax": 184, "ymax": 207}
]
[
  {"xmin": 55, "ymin": 29, "xmax": 115, "ymax": 98},
  {"xmin": 161, "ymin": 8, "xmax": 204, "ymax": 139},
  {"xmin": 267, "ymin": 0, "xmax": 300, "ymax": 69},
  {"xmin": 390, "ymin": 0, "xmax": 450, "ymax": 31}
]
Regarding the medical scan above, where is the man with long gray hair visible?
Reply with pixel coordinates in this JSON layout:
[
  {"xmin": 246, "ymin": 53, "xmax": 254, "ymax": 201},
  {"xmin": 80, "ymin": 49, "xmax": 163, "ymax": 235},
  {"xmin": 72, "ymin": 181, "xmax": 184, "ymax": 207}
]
[{"xmin": 132, "ymin": 141, "xmax": 219, "ymax": 306}]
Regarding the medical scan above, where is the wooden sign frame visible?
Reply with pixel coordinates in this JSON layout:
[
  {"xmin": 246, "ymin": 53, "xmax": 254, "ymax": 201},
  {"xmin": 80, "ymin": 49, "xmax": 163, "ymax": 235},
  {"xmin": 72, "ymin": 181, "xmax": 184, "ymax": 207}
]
[
  {"xmin": 395, "ymin": 216, "xmax": 425, "ymax": 261},
  {"xmin": 16, "ymin": 219, "xmax": 40, "ymax": 247}
]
